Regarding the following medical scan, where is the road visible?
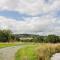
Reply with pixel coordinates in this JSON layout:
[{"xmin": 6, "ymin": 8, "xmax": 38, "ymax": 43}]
[{"xmin": 0, "ymin": 46, "xmax": 22, "ymax": 60}]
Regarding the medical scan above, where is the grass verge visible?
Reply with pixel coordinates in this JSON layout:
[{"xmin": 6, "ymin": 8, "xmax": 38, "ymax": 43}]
[{"xmin": 15, "ymin": 45, "xmax": 37, "ymax": 60}]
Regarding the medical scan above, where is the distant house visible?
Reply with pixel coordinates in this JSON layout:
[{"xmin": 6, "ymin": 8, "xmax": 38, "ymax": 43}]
[{"xmin": 19, "ymin": 37, "xmax": 33, "ymax": 40}]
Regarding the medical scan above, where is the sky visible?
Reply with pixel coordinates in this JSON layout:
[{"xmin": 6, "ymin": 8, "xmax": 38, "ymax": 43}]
[{"xmin": 0, "ymin": 0, "xmax": 60, "ymax": 35}]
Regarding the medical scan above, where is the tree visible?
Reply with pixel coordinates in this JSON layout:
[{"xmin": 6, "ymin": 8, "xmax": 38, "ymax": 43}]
[
  {"xmin": 45, "ymin": 35, "xmax": 60, "ymax": 43},
  {"xmin": 0, "ymin": 29, "xmax": 14, "ymax": 42},
  {"xmin": 32, "ymin": 36, "xmax": 44, "ymax": 42}
]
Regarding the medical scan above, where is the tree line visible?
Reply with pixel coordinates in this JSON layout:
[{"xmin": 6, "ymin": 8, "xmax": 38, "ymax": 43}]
[
  {"xmin": 0, "ymin": 30, "xmax": 60, "ymax": 43},
  {"xmin": 32, "ymin": 35, "xmax": 60, "ymax": 43}
]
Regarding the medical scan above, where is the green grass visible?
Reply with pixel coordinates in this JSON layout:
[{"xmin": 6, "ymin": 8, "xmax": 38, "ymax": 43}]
[
  {"xmin": 0, "ymin": 43, "xmax": 17, "ymax": 48},
  {"xmin": 15, "ymin": 43, "xmax": 60, "ymax": 60},
  {"xmin": 15, "ymin": 45, "xmax": 37, "ymax": 60},
  {"xmin": 0, "ymin": 42, "xmax": 36, "ymax": 48},
  {"xmin": 0, "ymin": 42, "xmax": 25, "ymax": 48},
  {"xmin": 0, "ymin": 42, "xmax": 35, "ymax": 48}
]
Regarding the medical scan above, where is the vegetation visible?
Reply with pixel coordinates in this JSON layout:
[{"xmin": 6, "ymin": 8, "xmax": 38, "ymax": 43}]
[
  {"xmin": 0, "ymin": 43, "xmax": 17, "ymax": 48},
  {"xmin": 0, "ymin": 29, "xmax": 60, "ymax": 43},
  {"xmin": 45, "ymin": 35, "xmax": 60, "ymax": 43},
  {"xmin": 0, "ymin": 29, "xmax": 16, "ymax": 42},
  {"xmin": 15, "ymin": 43, "xmax": 60, "ymax": 60},
  {"xmin": 15, "ymin": 45, "xmax": 37, "ymax": 60},
  {"xmin": 15, "ymin": 33, "xmax": 60, "ymax": 43},
  {"xmin": 36, "ymin": 43, "xmax": 60, "ymax": 60}
]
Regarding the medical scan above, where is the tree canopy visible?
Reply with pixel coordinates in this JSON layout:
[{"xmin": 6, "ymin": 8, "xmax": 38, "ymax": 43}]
[{"xmin": 0, "ymin": 30, "xmax": 14, "ymax": 42}]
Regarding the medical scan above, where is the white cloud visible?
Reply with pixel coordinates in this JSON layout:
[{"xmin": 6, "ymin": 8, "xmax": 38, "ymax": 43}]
[
  {"xmin": 0, "ymin": 0, "xmax": 60, "ymax": 15},
  {"xmin": 0, "ymin": 0, "xmax": 60, "ymax": 35},
  {"xmin": 0, "ymin": 15, "xmax": 60, "ymax": 35},
  {"xmin": 0, "ymin": 16, "xmax": 50, "ymax": 33}
]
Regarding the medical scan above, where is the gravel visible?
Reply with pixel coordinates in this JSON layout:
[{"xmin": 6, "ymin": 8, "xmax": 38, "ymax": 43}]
[{"xmin": 0, "ymin": 46, "xmax": 22, "ymax": 60}]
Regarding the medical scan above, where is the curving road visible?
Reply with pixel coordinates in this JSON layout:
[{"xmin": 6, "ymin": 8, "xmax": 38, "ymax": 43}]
[{"xmin": 0, "ymin": 46, "xmax": 22, "ymax": 60}]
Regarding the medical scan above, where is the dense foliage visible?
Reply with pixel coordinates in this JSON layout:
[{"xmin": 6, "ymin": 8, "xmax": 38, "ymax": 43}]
[
  {"xmin": 45, "ymin": 35, "xmax": 60, "ymax": 43},
  {"xmin": 0, "ymin": 30, "xmax": 15, "ymax": 42},
  {"xmin": 0, "ymin": 29, "xmax": 60, "ymax": 43},
  {"xmin": 19, "ymin": 34, "xmax": 60, "ymax": 43}
]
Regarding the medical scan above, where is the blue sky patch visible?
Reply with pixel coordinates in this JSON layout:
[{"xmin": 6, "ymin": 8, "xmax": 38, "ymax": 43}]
[{"xmin": 0, "ymin": 10, "xmax": 33, "ymax": 20}]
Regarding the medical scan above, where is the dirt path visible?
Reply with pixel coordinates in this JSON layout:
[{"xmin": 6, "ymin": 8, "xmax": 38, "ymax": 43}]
[
  {"xmin": 0, "ymin": 46, "xmax": 22, "ymax": 60},
  {"xmin": 51, "ymin": 53, "xmax": 60, "ymax": 60}
]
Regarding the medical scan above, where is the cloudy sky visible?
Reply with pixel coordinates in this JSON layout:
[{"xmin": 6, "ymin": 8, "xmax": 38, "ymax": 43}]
[{"xmin": 0, "ymin": 0, "xmax": 60, "ymax": 35}]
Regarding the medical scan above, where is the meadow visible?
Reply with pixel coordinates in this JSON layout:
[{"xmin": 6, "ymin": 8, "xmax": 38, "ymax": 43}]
[{"xmin": 15, "ymin": 43, "xmax": 60, "ymax": 60}]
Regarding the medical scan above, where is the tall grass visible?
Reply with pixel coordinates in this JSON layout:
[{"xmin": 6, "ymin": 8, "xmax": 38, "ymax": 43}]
[{"xmin": 36, "ymin": 43, "xmax": 60, "ymax": 60}]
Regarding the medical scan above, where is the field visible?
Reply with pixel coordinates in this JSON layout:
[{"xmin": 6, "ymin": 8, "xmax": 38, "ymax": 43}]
[
  {"xmin": 0, "ymin": 42, "xmax": 24, "ymax": 48},
  {"xmin": 15, "ymin": 43, "xmax": 60, "ymax": 60}
]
